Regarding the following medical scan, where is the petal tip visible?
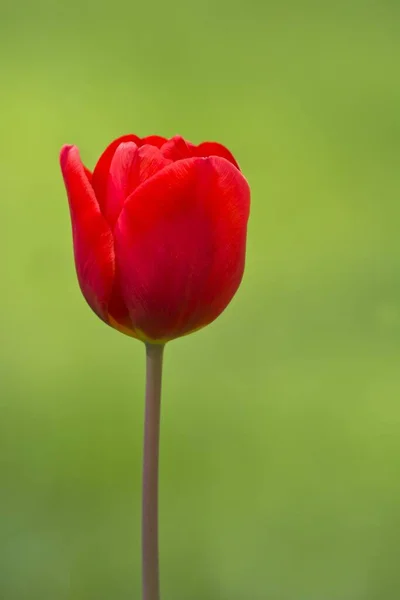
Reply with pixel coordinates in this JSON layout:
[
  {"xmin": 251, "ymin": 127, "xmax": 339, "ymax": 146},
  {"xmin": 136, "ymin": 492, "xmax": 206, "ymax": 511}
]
[{"xmin": 60, "ymin": 144, "xmax": 78, "ymax": 168}]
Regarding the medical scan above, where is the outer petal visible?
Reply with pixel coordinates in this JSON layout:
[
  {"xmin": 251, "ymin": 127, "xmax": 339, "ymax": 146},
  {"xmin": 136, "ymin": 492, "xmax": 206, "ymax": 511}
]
[
  {"xmin": 60, "ymin": 145, "xmax": 115, "ymax": 321},
  {"xmin": 114, "ymin": 156, "xmax": 250, "ymax": 342}
]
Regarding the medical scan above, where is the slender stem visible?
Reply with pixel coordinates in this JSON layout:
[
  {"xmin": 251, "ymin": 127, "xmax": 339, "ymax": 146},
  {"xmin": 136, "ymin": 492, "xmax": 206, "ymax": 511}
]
[{"xmin": 142, "ymin": 343, "xmax": 164, "ymax": 600}]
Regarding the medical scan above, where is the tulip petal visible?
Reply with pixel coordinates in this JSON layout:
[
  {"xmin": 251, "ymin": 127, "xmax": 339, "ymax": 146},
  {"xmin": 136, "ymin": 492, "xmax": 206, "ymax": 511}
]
[
  {"xmin": 161, "ymin": 136, "xmax": 241, "ymax": 170},
  {"xmin": 92, "ymin": 134, "xmax": 141, "ymax": 210},
  {"xmin": 92, "ymin": 135, "xmax": 170, "ymax": 213},
  {"xmin": 104, "ymin": 142, "xmax": 139, "ymax": 227},
  {"xmin": 60, "ymin": 145, "xmax": 115, "ymax": 321},
  {"xmin": 195, "ymin": 141, "xmax": 240, "ymax": 169},
  {"xmin": 160, "ymin": 135, "xmax": 195, "ymax": 161},
  {"xmin": 84, "ymin": 166, "xmax": 93, "ymax": 182},
  {"xmin": 141, "ymin": 135, "xmax": 167, "ymax": 148},
  {"xmin": 114, "ymin": 156, "xmax": 250, "ymax": 342},
  {"xmin": 105, "ymin": 142, "xmax": 172, "ymax": 227}
]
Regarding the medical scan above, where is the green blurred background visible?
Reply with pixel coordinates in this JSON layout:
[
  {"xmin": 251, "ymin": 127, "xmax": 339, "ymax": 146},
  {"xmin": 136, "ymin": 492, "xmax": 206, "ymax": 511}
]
[{"xmin": 1, "ymin": 0, "xmax": 400, "ymax": 598}]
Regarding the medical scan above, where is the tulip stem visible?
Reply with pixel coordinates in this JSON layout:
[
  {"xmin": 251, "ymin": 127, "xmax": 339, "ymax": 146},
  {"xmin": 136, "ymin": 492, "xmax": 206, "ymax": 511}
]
[{"xmin": 142, "ymin": 343, "xmax": 164, "ymax": 600}]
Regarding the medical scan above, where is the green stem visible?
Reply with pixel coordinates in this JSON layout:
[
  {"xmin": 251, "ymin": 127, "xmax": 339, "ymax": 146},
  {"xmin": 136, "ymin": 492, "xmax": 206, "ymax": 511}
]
[{"xmin": 142, "ymin": 343, "xmax": 164, "ymax": 600}]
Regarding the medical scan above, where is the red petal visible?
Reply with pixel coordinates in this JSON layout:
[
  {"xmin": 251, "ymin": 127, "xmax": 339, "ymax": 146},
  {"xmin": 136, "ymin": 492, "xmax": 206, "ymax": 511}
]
[
  {"xmin": 60, "ymin": 145, "xmax": 115, "ymax": 321},
  {"xmin": 92, "ymin": 134, "xmax": 141, "ymax": 210},
  {"xmin": 130, "ymin": 144, "xmax": 172, "ymax": 188},
  {"xmin": 160, "ymin": 135, "xmax": 195, "ymax": 161},
  {"xmin": 161, "ymin": 136, "xmax": 241, "ymax": 170},
  {"xmin": 195, "ymin": 141, "xmax": 240, "ymax": 170},
  {"xmin": 141, "ymin": 135, "xmax": 167, "ymax": 148},
  {"xmin": 114, "ymin": 156, "xmax": 250, "ymax": 342},
  {"xmin": 84, "ymin": 166, "xmax": 93, "ymax": 182},
  {"xmin": 105, "ymin": 142, "xmax": 139, "ymax": 227},
  {"xmin": 105, "ymin": 142, "xmax": 172, "ymax": 227}
]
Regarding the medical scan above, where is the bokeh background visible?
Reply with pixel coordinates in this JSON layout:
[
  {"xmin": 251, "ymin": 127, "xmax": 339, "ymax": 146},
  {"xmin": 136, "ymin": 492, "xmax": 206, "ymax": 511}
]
[{"xmin": 1, "ymin": 0, "xmax": 400, "ymax": 598}]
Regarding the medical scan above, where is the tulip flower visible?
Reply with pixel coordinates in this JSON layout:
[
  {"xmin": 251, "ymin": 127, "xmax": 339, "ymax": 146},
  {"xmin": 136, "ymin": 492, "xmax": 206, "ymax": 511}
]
[{"xmin": 60, "ymin": 134, "xmax": 250, "ymax": 600}]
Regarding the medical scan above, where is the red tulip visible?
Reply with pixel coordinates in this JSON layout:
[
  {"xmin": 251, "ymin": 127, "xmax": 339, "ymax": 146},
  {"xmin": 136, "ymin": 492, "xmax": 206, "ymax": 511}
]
[{"xmin": 60, "ymin": 134, "xmax": 250, "ymax": 344}]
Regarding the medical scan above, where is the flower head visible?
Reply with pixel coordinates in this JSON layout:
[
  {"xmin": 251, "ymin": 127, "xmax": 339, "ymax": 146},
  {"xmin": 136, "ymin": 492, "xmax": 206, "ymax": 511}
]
[{"xmin": 60, "ymin": 134, "xmax": 250, "ymax": 343}]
